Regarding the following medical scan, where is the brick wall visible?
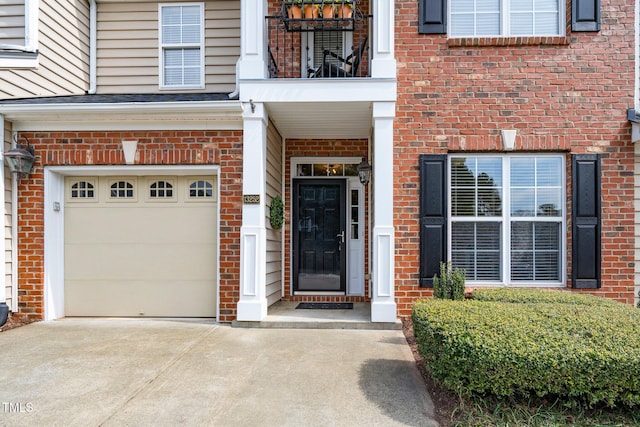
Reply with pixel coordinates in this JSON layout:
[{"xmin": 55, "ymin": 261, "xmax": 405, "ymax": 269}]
[
  {"xmin": 393, "ymin": 0, "xmax": 636, "ymax": 315},
  {"xmin": 14, "ymin": 130, "xmax": 242, "ymax": 322}
]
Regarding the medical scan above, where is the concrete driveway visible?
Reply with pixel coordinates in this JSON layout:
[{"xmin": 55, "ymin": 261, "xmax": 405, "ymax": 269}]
[{"xmin": 0, "ymin": 319, "xmax": 438, "ymax": 426}]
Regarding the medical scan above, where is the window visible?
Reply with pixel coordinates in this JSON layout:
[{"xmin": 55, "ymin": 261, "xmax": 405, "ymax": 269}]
[
  {"xmin": 71, "ymin": 181, "xmax": 95, "ymax": 199},
  {"xmin": 189, "ymin": 180, "xmax": 213, "ymax": 198},
  {"xmin": 110, "ymin": 181, "xmax": 135, "ymax": 199},
  {"xmin": 159, "ymin": 3, "xmax": 204, "ymax": 89},
  {"xmin": 450, "ymin": 0, "xmax": 562, "ymax": 37},
  {"xmin": 0, "ymin": 0, "xmax": 39, "ymax": 68},
  {"xmin": 449, "ymin": 155, "xmax": 564, "ymax": 284},
  {"xmin": 149, "ymin": 180, "xmax": 174, "ymax": 199},
  {"xmin": 420, "ymin": 0, "xmax": 600, "ymax": 35}
]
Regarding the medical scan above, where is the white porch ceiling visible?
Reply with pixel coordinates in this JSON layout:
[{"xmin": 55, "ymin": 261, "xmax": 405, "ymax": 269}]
[{"xmin": 266, "ymin": 101, "xmax": 373, "ymax": 139}]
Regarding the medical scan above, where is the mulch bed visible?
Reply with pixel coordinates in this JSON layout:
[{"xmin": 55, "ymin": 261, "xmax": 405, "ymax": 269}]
[{"xmin": 401, "ymin": 317, "xmax": 459, "ymax": 427}]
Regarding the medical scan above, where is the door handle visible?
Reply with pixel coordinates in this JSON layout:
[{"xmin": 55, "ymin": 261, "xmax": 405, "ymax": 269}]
[{"xmin": 337, "ymin": 230, "xmax": 345, "ymax": 243}]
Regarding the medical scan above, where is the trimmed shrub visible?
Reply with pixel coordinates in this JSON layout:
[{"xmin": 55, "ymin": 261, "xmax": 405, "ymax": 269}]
[
  {"xmin": 472, "ymin": 287, "xmax": 624, "ymax": 307},
  {"xmin": 433, "ymin": 262, "xmax": 465, "ymax": 300},
  {"xmin": 412, "ymin": 298, "xmax": 640, "ymax": 408}
]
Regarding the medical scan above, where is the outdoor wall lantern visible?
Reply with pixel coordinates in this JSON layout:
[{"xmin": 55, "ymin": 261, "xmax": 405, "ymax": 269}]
[
  {"xmin": 5, "ymin": 137, "xmax": 36, "ymax": 178},
  {"xmin": 357, "ymin": 157, "xmax": 372, "ymax": 186}
]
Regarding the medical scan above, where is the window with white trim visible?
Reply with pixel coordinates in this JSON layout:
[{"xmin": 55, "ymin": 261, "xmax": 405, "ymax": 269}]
[
  {"xmin": 0, "ymin": 0, "xmax": 39, "ymax": 68},
  {"xmin": 449, "ymin": 155, "xmax": 564, "ymax": 285},
  {"xmin": 449, "ymin": 0, "xmax": 563, "ymax": 37},
  {"xmin": 159, "ymin": 3, "xmax": 204, "ymax": 89}
]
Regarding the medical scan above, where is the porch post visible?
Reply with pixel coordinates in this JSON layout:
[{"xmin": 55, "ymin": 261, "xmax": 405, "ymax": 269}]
[
  {"xmin": 371, "ymin": 0, "xmax": 396, "ymax": 79},
  {"xmin": 371, "ymin": 101, "xmax": 397, "ymax": 322},
  {"xmin": 238, "ymin": 0, "xmax": 267, "ymax": 79},
  {"xmin": 237, "ymin": 102, "xmax": 268, "ymax": 321}
]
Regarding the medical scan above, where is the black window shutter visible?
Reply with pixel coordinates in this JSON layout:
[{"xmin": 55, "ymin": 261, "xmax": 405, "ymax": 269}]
[
  {"xmin": 572, "ymin": 154, "xmax": 601, "ymax": 289},
  {"xmin": 572, "ymin": 0, "xmax": 601, "ymax": 32},
  {"xmin": 420, "ymin": 155, "xmax": 447, "ymax": 287},
  {"xmin": 419, "ymin": 0, "xmax": 447, "ymax": 34}
]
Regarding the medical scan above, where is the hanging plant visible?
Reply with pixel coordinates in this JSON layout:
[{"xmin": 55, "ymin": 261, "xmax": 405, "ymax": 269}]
[{"xmin": 269, "ymin": 195, "xmax": 284, "ymax": 230}]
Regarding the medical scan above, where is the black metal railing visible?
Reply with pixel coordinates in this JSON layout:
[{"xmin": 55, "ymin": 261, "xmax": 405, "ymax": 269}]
[{"xmin": 267, "ymin": 1, "xmax": 371, "ymax": 79}]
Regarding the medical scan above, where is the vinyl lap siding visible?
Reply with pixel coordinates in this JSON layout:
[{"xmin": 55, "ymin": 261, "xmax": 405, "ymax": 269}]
[
  {"xmin": 0, "ymin": 0, "xmax": 89, "ymax": 99},
  {"xmin": 3, "ymin": 120, "xmax": 13, "ymax": 310},
  {"xmin": 0, "ymin": 1, "xmax": 25, "ymax": 46},
  {"xmin": 96, "ymin": 1, "xmax": 239, "ymax": 94},
  {"xmin": 266, "ymin": 122, "xmax": 283, "ymax": 306}
]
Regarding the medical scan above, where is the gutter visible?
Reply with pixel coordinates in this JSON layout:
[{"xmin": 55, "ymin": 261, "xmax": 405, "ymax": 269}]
[{"xmin": 88, "ymin": 0, "xmax": 97, "ymax": 94}]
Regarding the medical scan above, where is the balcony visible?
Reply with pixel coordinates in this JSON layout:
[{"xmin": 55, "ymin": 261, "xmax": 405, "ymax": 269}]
[{"xmin": 267, "ymin": 1, "xmax": 372, "ymax": 79}]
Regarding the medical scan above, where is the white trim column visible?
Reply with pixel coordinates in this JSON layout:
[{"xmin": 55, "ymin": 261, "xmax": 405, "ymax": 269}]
[
  {"xmin": 238, "ymin": 0, "xmax": 267, "ymax": 79},
  {"xmin": 237, "ymin": 102, "xmax": 269, "ymax": 321},
  {"xmin": 371, "ymin": 0, "xmax": 396, "ymax": 79},
  {"xmin": 371, "ymin": 101, "xmax": 396, "ymax": 322}
]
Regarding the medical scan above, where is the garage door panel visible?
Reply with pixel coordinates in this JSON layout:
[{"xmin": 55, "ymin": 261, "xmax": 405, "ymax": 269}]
[
  {"xmin": 65, "ymin": 280, "xmax": 216, "ymax": 317},
  {"xmin": 65, "ymin": 208, "xmax": 217, "ymax": 244},
  {"xmin": 65, "ymin": 243, "xmax": 216, "ymax": 281},
  {"xmin": 64, "ymin": 175, "xmax": 218, "ymax": 318}
]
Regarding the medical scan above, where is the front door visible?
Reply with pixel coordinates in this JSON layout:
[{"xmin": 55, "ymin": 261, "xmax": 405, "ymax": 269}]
[{"xmin": 293, "ymin": 180, "xmax": 346, "ymax": 292}]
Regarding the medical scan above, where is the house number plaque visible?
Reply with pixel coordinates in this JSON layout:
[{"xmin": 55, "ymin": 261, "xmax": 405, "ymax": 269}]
[{"xmin": 243, "ymin": 194, "xmax": 260, "ymax": 204}]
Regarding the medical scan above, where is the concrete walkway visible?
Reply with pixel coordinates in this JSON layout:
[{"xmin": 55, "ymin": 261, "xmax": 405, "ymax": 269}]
[{"xmin": 0, "ymin": 319, "xmax": 438, "ymax": 426}]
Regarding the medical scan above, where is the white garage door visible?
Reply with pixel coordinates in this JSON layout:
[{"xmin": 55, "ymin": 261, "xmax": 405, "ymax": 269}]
[{"xmin": 64, "ymin": 176, "xmax": 217, "ymax": 317}]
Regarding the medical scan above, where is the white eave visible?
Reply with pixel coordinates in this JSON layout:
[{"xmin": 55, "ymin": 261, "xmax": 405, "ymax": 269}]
[{"xmin": 0, "ymin": 100, "xmax": 243, "ymax": 131}]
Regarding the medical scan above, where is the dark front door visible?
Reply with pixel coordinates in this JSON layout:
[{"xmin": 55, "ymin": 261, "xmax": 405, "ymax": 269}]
[{"xmin": 293, "ymin": 180, "xmax": 346, "ymax": 292}]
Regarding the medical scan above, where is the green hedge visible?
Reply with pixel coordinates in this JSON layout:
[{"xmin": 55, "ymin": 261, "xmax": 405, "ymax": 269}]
[
  {"xmin": 412, "ymin": 298, "xmax": 640, "ymax": 408},
  {"xmin": 472, "ymin": 287, "xmax": 624, "ymax": 307}
]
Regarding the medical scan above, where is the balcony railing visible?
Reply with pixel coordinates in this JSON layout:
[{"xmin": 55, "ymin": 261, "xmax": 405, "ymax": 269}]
[{"xmin": 267, "ymin": 1, "xmax": 371, "ymax": 79}]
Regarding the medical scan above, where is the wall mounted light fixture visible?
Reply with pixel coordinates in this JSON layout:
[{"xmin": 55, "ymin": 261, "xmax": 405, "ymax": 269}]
[
  {"xmin": 357, "ymin": 157, "xmax": 372, "ymax": 186},
  {"xmin": 5, "ymin": 136, "xmax": 36, "ymax": 178}
]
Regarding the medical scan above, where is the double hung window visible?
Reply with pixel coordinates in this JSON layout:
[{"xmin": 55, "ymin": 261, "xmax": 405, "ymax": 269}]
[
  {"xmin": 449, "ymin": 155, "xmax": 564, "ymax": 285},
  {"xmin": 159, "ymin": 3, "xmax": 204, "ymax": 89},
  {"xmin": 449, "ymin": 0, "xmax": 563, "ymax": 37},
  {"xmin": 0, "ymin": 0, "xmax": 39, "ymax": 68}
]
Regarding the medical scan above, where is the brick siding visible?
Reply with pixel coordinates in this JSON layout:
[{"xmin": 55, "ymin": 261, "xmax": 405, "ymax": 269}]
[
  {"xmin": 393, "ymin": 0, "xmax": 636, "ymax": 315},
  {"xmin": 14, "ymin": 130, "xmax": 242, "ymax": 322}
]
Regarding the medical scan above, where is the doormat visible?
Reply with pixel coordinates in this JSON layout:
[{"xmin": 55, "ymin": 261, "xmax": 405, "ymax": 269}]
[{"xmin": 296, "ymin": 302, "xmax": 353, "ymax": 310}]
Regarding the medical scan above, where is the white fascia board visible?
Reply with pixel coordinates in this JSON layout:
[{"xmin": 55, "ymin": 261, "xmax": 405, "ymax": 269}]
[
  {"xmin": 1, "ymin": 100, "xmax": 243, "ymax": 131},
  {"xmin": 10, "ymin": 118, "xmax": 243, "ymax": 132},
  {"xmin": 0, "ymin": 100, "xmax": 242, "ymax": 116},
  {"xmin": 238, "ymin": 79, "xmax": 397, "ymax": 104}
]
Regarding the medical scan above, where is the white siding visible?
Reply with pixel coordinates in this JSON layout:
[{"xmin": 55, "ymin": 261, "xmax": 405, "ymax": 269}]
[
  {"xmin": 0, "ymin": 0, "xmax": 90, "ymax": 99},
  {"xmin": 96, "ymin": 0, "xmax": 239, "ymax": 94},
  {"xmin": 0, "ymin": 0, "xmax": 25, "ymax": 46},
  {"xmin": 265, "ymin": 121, "xmax": 282, "ymax": 307},
  {"xmin": 3, "ymin": 120, "xmax": 13, "ymax": 310}
]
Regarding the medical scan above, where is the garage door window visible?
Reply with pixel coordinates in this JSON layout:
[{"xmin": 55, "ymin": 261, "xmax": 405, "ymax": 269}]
[
  {"xmin": 70, "ymin": 181, "xmax": 95, "ymax": 199},
  {"xmin": 189, "ymin": 180, "xmax": 213, "ymax": 198},
  {"xmin": 110, "ymin": 181, "xmax": 135, "ymax": 199},
  {"xmin": 150, "ymin": 180, "xmax": 174, "ymax": 199}
]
